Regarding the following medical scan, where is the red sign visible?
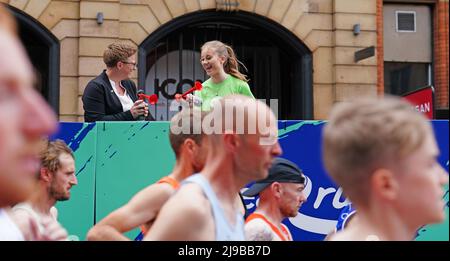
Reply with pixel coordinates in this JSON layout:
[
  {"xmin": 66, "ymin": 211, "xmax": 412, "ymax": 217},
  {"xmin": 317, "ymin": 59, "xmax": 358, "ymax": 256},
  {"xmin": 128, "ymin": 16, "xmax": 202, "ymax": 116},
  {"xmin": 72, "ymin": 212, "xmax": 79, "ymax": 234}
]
[{"xmin": 402, "ymin": 86, "xmax": 434, "ymax": 119}]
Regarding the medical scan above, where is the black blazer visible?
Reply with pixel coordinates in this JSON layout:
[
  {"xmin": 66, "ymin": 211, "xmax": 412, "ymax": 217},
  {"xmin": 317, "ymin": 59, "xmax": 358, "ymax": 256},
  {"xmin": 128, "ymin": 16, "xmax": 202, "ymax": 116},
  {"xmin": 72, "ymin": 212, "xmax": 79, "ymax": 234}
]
[{"xmin": 82, "ymin": 70, "xmax": 153, "ymax": 122}]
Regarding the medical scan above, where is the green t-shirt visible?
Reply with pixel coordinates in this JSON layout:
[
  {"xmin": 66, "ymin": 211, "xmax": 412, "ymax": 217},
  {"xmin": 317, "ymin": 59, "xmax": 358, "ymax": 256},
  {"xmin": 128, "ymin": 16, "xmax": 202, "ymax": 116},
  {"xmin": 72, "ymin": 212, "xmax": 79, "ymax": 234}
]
[{"xmin": 194, "ymin": 75, "xmax": 254, "ymax": 111}]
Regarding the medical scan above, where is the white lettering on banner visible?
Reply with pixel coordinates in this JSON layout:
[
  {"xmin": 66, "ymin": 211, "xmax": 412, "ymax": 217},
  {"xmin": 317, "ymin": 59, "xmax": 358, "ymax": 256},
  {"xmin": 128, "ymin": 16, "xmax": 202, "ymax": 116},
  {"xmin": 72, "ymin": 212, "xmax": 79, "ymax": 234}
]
[
  {"xmin": 414, "ymin": 102, "xmax": 431, "ymax": 113},
  {"xmin": 332, "ymin": 187, "xmax": 348, "ymax": 209},
  {"xmin": 289, "ymin": 213, "xmax": 337, "ymax": 235},
  {"xmin": 307, "ymin": 177, "xmax": 348, "ymax": 209},
  {"xmin": 314, "ymin": 187, "xmax": 336, "ymax": 209},
  {"xmin": 303, "ymin": 176, "xmax": 312, "ymax": 199}
]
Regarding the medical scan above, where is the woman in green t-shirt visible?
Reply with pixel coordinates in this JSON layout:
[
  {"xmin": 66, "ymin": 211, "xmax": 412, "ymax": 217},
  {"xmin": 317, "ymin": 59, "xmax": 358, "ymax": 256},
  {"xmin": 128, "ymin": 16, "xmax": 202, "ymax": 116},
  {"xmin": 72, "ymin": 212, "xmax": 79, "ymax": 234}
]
[{"xmin": 191, "ymin": 40, "xmax": 255, "ymax": 111}]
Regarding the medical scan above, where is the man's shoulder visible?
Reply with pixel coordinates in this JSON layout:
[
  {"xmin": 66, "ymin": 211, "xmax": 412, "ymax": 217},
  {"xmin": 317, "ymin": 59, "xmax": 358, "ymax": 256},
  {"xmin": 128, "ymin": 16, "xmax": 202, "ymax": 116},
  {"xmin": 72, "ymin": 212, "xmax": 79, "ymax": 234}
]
[
  {"xmin": 245, "ymin": 216, "xmax": 271, "ymax": 230},
  {"xmin": 170, "ymin": 183, "xmax": 210, "ymax": 216},
  {"xmin": 245, "ymin": 217, "xmax": 274, "ymax": 241},
  {"xmin": 12, "ymin": 203, "xmax": 46, "ymax": 222},
  {"xmin": 175, "ymin": 183, "xmax": 207, "ymax": 202},
  {"xmin": 134, "ymin": 181, "xmax": 177, "ymax": 204},
  {"xmin": 326, "ymin": 231, "xmax": 350, "ymax": 241},
  {"xmin": 12, "ymin": 202, "xmax": 33, "ymax": 214},
  {"xmin": 147, "ymin": 180, "xmax": 177, "ymax": 194},
  {"xmin": 327, "ymin": 229, "xmax": 372, "ymax": 241}
]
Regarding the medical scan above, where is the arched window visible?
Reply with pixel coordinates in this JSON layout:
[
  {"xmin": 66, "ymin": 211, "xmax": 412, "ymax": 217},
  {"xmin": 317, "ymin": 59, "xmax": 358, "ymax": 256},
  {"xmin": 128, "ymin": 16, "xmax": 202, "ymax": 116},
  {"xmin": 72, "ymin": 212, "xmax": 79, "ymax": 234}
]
[
  {"xmin": 139, "ymin": 11, "xmax": 312, "ymax": 120},
  {"xmin": 8, "ymin": 6, "xmax": 60, "ymax": 114}
]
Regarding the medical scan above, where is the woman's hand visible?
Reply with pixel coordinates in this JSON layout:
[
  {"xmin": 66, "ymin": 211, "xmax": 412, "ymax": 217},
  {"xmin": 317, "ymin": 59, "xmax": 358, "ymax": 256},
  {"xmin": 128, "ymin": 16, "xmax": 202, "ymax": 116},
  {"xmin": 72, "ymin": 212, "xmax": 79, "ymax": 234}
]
[
  {"xmin": 185, "ymin": 94, "xmax": 194, "ymax": 104},
  {"xmin": 186, "ymin": 94, "xmax": 203, "ymax": 106},
  {"xmin": 130, "ymin": 100, "xmax": 148, "ymax": 119}
]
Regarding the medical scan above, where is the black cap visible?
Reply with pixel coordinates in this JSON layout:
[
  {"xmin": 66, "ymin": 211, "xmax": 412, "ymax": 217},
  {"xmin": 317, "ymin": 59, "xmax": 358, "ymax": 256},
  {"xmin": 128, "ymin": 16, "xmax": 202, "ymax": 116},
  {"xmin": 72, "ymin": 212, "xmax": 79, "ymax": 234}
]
[{"xmin": 243, "ymin": 157, "xmax": 306, "ymax": 197}]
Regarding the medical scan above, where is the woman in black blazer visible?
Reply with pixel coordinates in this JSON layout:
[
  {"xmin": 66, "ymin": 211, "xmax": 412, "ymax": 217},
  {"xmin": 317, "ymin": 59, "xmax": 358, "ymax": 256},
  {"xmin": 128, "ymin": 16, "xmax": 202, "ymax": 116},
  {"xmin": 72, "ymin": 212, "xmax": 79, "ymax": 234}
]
[{"xmin": 82, "ymin": 42, "xmax": 153, "ymax": 122}]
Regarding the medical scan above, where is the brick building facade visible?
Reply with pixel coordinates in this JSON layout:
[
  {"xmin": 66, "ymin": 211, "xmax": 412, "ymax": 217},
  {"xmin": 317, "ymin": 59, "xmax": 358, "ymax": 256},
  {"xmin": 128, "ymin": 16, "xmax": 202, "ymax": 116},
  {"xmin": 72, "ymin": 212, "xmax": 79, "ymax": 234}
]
[{"xmin": 1, "ymin": 0, "xmax": 448, "ymax": 120}]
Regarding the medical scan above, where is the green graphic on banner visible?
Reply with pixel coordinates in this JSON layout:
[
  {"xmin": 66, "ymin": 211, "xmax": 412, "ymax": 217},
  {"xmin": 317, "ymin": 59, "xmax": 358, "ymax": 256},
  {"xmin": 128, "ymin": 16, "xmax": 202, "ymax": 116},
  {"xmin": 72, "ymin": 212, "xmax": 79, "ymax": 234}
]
[{"xmin": 95, "ymin": 122, "xmax": 174, "ymax": 239}]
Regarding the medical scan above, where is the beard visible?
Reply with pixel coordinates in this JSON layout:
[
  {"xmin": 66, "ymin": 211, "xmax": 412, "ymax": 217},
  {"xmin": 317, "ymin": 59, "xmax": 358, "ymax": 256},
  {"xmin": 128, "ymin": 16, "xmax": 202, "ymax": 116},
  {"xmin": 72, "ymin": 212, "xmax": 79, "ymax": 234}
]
[
  {"xmin": 280, "ymin": 204, "xmax": 299, "ymax": 218},
  {"xmin": 49, "ymin": 186, "xmax": 70, "ymax": 201}
]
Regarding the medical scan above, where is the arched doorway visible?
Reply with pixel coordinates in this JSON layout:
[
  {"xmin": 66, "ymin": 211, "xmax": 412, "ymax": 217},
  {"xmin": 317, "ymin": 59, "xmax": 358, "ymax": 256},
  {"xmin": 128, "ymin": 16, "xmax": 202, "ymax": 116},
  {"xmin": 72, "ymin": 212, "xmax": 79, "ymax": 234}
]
[
  {"xmin": 8, "ymin": 6, "xmax": 60, "ymax": 115},
  {"xmin": 139, "ymin": 11, "xmax": 312, "ymax": 121}
]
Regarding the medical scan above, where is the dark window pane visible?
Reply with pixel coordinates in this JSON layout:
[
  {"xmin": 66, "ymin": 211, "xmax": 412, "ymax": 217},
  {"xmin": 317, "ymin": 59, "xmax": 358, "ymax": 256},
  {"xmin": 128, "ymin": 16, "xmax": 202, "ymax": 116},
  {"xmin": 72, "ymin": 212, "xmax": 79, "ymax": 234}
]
[
  {"xmin": 397, "ymin": 12, "xmax": 415, "ymax": 31},
  {"xmin": 384, "ymin": 62, "xmax": 429, "ymax": 96}
]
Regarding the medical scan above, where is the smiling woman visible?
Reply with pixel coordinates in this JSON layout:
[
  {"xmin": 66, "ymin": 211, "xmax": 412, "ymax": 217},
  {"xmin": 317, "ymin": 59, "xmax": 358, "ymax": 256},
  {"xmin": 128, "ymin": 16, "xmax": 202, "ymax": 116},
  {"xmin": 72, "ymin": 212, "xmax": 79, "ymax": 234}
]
[{"xmin": 193, "ymin": 40, "xmax": 254, "ymax": 111}]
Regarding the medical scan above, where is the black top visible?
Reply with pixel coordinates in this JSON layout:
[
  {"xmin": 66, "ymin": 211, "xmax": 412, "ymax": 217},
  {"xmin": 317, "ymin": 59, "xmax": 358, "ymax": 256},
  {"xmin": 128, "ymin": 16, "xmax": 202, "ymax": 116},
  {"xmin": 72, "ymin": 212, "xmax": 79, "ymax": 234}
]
[{"xmin": 82, "ymin": 70, "xmax": 154, "ymax": 122}]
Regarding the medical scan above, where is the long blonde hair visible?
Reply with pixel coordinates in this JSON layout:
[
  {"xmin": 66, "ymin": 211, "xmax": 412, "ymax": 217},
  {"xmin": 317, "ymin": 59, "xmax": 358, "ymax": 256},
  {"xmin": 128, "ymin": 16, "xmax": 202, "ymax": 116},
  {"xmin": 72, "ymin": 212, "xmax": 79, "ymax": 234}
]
[{"xmin": 201, "ymin": 40, "xmax": 248, "ymax": 82}]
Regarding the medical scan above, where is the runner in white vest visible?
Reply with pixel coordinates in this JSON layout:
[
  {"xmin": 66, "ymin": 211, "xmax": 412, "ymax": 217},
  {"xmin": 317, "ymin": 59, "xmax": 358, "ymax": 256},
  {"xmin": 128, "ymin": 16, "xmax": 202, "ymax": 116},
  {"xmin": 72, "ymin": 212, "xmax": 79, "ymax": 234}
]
[{"xmin": 144, "ymin": 95, "xmax": 282, "ymax": 241}]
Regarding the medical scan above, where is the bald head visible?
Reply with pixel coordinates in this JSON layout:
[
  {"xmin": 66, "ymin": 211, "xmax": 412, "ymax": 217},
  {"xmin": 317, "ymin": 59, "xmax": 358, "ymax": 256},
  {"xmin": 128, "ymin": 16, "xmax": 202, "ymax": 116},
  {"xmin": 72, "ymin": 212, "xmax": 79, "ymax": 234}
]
[
  {"xmin": 203, "ymin": 95, "xmax": 278, "ymax": 145},
  {"xmin": 200, "ymin": 95, "xmax": 282, "ymax": 182}
]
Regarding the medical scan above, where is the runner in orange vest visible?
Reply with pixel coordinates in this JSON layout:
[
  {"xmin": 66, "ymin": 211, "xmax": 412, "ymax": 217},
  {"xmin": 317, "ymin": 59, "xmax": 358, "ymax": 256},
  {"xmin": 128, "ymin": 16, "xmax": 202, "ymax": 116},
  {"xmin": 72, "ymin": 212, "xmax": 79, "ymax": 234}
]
[
  {"xmin": 87, "ymin": 109, "xmax": 209, "ymax": 240},
  {"xmin": 243, "ymin": 157, "xmax": 307, "ymax": 241}
]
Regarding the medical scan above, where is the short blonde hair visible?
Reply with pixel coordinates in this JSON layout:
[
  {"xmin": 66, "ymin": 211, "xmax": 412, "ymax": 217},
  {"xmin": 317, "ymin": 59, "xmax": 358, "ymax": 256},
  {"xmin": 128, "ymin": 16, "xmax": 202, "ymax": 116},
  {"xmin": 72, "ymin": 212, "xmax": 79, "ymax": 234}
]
[
  {"xmin": 103, "ymin": 42, "xmax": 136, "ymax": 68},
  {"xmin": 322, "ymin": 96, "xmax": 431, "ymax": 205}
]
